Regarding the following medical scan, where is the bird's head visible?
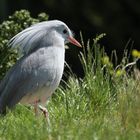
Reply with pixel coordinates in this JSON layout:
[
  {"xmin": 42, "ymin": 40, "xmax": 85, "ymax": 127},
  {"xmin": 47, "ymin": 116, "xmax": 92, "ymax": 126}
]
[
  {"xmin": 44, "ymin": 20, "xmax": 81, "ymax": 48},
  {"xmin": 9, "ymin": 20, "xmax": 81, "ymax": 55}
]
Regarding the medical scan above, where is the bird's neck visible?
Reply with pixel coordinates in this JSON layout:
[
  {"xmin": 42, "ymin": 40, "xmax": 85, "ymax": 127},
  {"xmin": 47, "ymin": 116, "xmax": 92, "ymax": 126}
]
[{"xmin": 41, "ymin": 31, "xmax": 65, "ymax": 48}]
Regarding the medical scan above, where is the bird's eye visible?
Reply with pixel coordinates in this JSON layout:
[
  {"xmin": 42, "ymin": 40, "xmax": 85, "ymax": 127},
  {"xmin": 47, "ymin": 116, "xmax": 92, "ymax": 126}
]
[{"xmin": 63, "ymin": 29, "xmax": 67, "ymax": 34}]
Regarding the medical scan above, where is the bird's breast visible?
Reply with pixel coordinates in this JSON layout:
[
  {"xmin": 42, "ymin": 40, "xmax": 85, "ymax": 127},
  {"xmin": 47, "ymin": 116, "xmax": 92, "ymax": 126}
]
[{"xmin": 20, "ymin": 46, "xmax": 65, "ymax": 104}]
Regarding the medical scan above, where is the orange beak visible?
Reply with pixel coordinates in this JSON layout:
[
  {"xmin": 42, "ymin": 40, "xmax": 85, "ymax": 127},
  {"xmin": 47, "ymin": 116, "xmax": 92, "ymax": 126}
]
[{"xmin": 68, "ymin": 36, "xmax": 82, "ymax": 47}]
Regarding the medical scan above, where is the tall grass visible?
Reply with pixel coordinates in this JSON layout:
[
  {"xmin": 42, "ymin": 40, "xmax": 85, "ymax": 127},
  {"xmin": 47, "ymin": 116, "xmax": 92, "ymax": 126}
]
[{"xmin": 0, "ymin": 35, "xmax": 140, "ymax": 140}]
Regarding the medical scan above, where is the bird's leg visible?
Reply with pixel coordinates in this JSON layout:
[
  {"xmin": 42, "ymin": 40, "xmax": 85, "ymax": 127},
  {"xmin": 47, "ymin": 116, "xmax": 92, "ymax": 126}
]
[
  {"xmin": 38, "ymin": 105, "xmax": 48, "ymax": 118},
  {"xmin": 33, "ymin": 100, "xmax": 39, "ymax": 116}
]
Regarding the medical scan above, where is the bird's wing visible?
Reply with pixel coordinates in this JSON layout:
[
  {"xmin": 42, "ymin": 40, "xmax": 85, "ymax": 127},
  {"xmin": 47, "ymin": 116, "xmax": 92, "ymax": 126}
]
[
  {"xmin": 0, "ymin": 58, "xmax": 33, "ymax": 111},
  {"xmin": 0, "ymin": 53, "xmax": 53, "ymax": 112},
  {"xmin": 0, "ymin": 66, "xmax": 14, "ymax": 96}
]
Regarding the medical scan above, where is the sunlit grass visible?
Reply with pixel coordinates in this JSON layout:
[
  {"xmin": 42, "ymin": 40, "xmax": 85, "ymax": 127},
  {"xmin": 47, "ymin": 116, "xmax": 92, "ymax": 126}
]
[{"xmin": 0, "ymin": 35, "xmax": 140, "ymax": 140}]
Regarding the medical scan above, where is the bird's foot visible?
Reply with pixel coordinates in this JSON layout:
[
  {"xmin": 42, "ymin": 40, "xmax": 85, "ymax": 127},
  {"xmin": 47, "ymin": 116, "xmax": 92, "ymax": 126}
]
[{"xmin": 38, "ymin": 105, "xmax": 48, "ymax": 118}]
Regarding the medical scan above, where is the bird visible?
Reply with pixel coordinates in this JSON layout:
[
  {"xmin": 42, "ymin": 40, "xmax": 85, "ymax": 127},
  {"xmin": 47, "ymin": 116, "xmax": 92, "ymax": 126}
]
[{"xmin": 0, "ymin": 20, "xmax": 81, "ymax": 117}]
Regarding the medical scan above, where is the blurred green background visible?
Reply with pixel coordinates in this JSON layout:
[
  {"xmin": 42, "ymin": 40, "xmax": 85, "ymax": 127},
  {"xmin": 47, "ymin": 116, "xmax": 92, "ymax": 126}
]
[{"xmin": 0, "ymin": 0, "xmax": 140, "ymax": 76}]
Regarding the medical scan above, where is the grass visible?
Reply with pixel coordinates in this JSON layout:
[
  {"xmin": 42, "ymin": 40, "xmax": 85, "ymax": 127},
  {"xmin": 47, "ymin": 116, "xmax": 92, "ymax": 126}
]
[{"xmin": 0, "ymin": 35, "xmax": 140, "ymax": 140}]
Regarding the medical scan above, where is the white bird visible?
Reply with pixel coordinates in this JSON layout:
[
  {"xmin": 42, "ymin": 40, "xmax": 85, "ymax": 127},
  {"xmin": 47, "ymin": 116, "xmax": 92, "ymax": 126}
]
[{"xmin": 0, "ymin": 20, "xmax": 81, "ymax": 117}]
